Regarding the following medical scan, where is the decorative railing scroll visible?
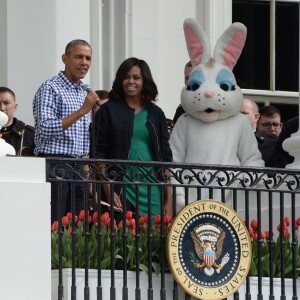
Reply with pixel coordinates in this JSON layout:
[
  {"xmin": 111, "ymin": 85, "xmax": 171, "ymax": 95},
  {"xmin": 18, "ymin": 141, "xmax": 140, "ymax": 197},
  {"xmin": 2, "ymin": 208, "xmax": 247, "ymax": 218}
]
[{"xmin": 45, "ymin": 158, "xmax": 300, "ymax": 193}]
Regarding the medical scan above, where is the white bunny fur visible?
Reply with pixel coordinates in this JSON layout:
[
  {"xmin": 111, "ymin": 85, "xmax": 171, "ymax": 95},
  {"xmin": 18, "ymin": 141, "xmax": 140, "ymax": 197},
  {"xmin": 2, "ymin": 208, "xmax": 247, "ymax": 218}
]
[{"xmin": 170, "ymin": 19, "xmax": 264, "ymax": 212}]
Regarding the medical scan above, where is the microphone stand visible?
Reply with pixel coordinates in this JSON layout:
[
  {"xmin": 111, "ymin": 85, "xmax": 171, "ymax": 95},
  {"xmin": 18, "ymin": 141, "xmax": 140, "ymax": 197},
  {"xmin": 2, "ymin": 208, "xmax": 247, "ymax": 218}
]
[
  {"xmin": 89, "ymin": 106, "xmax": 97, "ymax": 213},
  {"xmin": 90, "ymin": 107, "xmax": 96, "ymax": 159}
]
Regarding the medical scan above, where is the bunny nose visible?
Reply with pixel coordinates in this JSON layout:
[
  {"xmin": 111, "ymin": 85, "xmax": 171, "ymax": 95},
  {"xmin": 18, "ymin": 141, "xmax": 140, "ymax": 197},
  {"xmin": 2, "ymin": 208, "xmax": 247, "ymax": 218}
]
[{"xmin": 204, "ymin": 91, "xmax": 214, "ymax": 98}]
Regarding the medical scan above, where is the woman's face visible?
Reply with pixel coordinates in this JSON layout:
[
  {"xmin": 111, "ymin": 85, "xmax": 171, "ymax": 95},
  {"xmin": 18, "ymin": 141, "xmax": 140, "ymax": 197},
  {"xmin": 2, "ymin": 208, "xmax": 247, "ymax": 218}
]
[{"xmin": 122, "ymin": 65, "xmax": 143, "ymax": 100}]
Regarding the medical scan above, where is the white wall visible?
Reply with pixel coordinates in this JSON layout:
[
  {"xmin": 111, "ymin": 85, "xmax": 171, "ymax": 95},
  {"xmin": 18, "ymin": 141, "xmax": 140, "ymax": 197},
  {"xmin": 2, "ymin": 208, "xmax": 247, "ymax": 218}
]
[
  {"xmin": 0, "ymin": 157, "xmax": 51, "ymax": 300},
  {"xmin": 157, "ymin": 1, "xmax": 197, "ymax": 119}
]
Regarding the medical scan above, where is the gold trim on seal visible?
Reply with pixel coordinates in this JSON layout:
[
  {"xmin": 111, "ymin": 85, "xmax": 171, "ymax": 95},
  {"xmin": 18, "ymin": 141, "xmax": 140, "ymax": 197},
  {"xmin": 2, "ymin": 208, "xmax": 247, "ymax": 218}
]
[{"xmin": 167, "ymin": 199, "xmax": 252, "ymax": 300}]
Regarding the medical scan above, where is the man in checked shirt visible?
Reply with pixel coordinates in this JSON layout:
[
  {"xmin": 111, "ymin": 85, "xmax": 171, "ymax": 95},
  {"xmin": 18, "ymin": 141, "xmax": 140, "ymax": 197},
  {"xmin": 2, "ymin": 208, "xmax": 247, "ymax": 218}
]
[{"xmin": 33, "ymin": 39, "xmax": 100, "ymax": 223}]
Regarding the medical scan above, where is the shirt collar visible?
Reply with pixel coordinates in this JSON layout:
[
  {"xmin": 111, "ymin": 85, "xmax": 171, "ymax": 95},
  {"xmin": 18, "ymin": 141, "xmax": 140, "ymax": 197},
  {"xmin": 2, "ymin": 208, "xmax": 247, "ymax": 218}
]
[{"xmin": 58, "ymin": 71, "xmax": 83, "ymax": 90}]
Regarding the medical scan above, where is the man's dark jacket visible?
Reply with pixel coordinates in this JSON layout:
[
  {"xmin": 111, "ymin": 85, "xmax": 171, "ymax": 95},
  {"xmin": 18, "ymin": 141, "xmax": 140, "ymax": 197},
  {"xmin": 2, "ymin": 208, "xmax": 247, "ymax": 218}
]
[
  {"xmin": 0, "ymin": 117, "xmax": 35, "ymax": 156},
  {"xmin": 255, "ymin": 130, "xmax": 277, "ymax": 167},
  {"xmin": 92, "ymin": 99, "xmax": 172, "ymax": 190}
]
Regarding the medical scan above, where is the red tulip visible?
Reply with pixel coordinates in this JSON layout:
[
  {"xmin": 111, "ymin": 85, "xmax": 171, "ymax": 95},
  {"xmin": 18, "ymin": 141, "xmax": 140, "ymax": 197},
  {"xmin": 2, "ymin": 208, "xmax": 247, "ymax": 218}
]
[
  {"xmin": 126, "ymin": 211, "xmax": 133, "ymax": 220},
  {"xmin": 284, "ymin": 217, "xmax": 290, "ymax": 227},
  {"xmin": 248, "ymin": 228, "xmax": 254, "ymax": 237},
  {"xmin": 78, "ymin": 210, "xmax": 85, "ymax": 221},
  {"xmin": 265, "ymin": 230, "xmax": 271, "ymax": 240},
  {"xmin": 139, "ymin": 216, "xmax": 145, "ymax": 226},
  {"xmin": 253, "ymin": 233, "xmax": 258, "ymax": 241},
  {"xmin": 62, "ymin": 216, "xmax": 69, "ymax": 227},
  {"xmin": 164, "ymin": 214, "xmax": 172, "ymax": 225},
  {"xmin": 251, "ymin": 219, "xmax": 258, "ymax": 231},
  {"xmin": 154, "ymin": 215, "xmax": 161, "ymax": 225},
  {"xmin": 68, "ymin": 229, "xmax": 72, "ymax": 237},
  {"xmin": 128, "ymin": 218, "xmax": 135, "ymax": 228},
  {"xmin": 296, "ymin": 217, "xmax": 300, "ymax": 226},
  {"xmin": 277, "ymin": 222, "xmax": 288, "ymax": 232},
  {"xmin": 101, "ymin": 212, "xmax": 109, "ymax": 223},
  {"xmin": 144, "ymin": 214, "xmax": 149, "ymax": 224},
  {"xmin": 260, "ymin": 231, "xmax": 266, "ymax": 239},
  {"xmin": 67, "ymin": 212, "xmax": 72, "ymax": 221},
  {"xmin": 92, "ymin": 212, "xmax": 98, "ymax": 223},
  {"xmin": 51, "ymin": 221, "xmax": 59, "ymax": 232}
]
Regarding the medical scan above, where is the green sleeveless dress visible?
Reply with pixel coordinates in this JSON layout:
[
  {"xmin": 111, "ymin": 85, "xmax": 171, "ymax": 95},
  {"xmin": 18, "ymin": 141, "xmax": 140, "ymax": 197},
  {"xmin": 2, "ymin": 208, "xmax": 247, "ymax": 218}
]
[{"xmin": 125, "ymin": 108, "xmax": 161, "ymax": 216}]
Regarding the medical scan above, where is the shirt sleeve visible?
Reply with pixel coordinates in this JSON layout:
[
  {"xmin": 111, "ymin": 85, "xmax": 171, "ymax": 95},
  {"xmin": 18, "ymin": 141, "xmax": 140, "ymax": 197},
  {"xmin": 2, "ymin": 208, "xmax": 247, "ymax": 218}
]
[{"xmin": 33, "ymin": 83, "xmax": 64, "ymax": 139}]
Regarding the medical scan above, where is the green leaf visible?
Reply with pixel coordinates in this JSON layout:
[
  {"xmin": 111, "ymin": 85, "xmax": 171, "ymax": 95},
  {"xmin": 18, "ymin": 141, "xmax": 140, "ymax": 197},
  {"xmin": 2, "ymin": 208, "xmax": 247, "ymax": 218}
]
[
  {"xmin": 139, "ymin": 264, "xmax": 149, "ymax": 275},
  {"xmin": 152, "ymin": 262, "xmax": 161, "ymax": 275}
]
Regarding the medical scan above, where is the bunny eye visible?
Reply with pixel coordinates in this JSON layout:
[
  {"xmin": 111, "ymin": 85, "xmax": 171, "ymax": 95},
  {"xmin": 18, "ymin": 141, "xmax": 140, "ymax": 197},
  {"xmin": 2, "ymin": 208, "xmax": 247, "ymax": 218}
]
[
  {"xmin": 219, "ymin": 81, "xmax": 233, "ymax": 92},
  {"xmin": 187, "ymin": 82, "xmax": 201, "ymax": 91},
  {"xmin": 216, "ymin": 69, "xmax": 237, "ymax": 92},
  {"xmin": 186, "ymin": 69, "xmax": 204, "ymax": 91}
]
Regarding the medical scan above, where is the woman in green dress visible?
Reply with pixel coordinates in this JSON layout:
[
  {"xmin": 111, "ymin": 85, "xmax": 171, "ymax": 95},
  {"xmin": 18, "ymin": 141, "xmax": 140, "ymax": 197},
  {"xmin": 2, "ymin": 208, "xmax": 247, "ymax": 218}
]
[{"xmin": 94, "ymin": 57, "xmax": 173, "ymax": 218}]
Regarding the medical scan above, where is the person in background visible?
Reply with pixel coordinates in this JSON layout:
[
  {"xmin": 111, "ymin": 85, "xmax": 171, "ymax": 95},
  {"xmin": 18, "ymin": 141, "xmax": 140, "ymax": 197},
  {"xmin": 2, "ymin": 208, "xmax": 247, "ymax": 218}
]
[
  {"xmin": 274, "ymin": 116, "xmax": 299, "ymax": 168},
  {"xmin": 93, "ymin": 57, "xmax": 173, "ymax": 218},
  {"xmin": 88, "ymin": 90, "xmax": 109, "ymax": 204},
  {"xmin": 172, "ymin": 61, "xmax": 193, "ymax": 125},
  {"xmin": 0, "ymin": 87, "xmax": 35, "ymax": 156},
  {"xmin": 33, "ymin": 39, "xmax": 100, "ymax": 223},
  {"xmin": 94, "ymin": 90, "xmax": 109, "ymax": 114},
  {"xmin": 89, "ymin": 89, "xmax": 109, "ymax": 155},
  {"xmin": 240, "ymin": 98, "xmax": 277, "ymax": 167},
  {"xmin": 166, "ymin": 118, "xmax": 174, "ymax": 134},
  {"xmin": 257, "ymin": 105, "xmax": 282, "ymax": 137}
]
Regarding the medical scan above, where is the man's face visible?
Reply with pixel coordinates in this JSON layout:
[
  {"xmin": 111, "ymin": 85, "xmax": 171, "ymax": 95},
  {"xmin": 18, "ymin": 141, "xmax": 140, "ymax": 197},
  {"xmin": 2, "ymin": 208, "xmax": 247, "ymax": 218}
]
[
  {"xmin": 0, "ymin": 92, "xmax": 17, "ymax": 126},
  {"xmin": 62, "ymin": 44, "xmax": 92, "ymax": 84},
  {"xmin": 240, "ymin": 101, "xmax": 259, "ymax": 130},
  {"xmin": 257, "ymin": 114, "xmax": 282, "ymax": 136}
]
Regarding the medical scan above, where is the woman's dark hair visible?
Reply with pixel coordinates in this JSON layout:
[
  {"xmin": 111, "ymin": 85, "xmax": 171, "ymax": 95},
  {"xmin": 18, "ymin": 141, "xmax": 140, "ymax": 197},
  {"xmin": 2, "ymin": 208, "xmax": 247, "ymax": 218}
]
[{"xmin": 109, "ymin": 57, "xmax": 158, "ymax": 103}]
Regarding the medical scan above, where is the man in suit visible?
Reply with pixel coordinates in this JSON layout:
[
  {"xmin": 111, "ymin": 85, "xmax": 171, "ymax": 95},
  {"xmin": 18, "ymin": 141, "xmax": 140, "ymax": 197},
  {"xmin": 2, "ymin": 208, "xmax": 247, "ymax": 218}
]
[{"xmin": 240, "ymin": 98, "xmax": 277, "ymax": 167}]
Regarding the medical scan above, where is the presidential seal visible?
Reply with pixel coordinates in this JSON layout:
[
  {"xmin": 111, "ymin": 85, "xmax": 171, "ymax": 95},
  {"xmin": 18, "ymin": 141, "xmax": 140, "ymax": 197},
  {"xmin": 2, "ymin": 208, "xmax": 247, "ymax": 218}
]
[{"xmin": 167, "ymin": 199, "xmax": 251, "ymax": 300}]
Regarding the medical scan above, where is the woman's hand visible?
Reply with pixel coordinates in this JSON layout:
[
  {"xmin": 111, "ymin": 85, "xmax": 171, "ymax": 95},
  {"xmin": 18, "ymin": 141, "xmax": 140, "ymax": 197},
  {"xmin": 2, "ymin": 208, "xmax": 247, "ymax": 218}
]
[{"xmin": 103, "ymin": 183, "xmax": 123, "ymax": 212}]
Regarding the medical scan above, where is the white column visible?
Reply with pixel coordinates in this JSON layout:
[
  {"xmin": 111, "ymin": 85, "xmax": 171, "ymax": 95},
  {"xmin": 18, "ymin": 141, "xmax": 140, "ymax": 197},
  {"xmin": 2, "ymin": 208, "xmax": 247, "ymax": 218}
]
[
  {"xmin": 196, "ymin": 0, "xmax": 232, "ymax": 49},
  {"xmin": 0, "ymin": 157, "xmax": 51, "ymax": 299}
]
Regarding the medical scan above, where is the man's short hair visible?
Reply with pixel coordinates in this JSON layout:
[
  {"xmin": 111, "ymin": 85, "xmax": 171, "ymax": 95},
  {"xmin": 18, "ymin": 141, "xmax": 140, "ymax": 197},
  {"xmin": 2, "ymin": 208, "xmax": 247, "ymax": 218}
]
[
  {"xmin": 95, "ymin": 90, "xmax": 109, "ymax": 100},
  {"xmin": 0, "ymin": 87, "xmax": 16, "ymax": 100},
  {"xmin": 259, "ymin": 105, "xmax": 281, "ymax": 118},
  {"xmin": 65, "ymin": 39, "xmax": 91, "ymax": 54}
]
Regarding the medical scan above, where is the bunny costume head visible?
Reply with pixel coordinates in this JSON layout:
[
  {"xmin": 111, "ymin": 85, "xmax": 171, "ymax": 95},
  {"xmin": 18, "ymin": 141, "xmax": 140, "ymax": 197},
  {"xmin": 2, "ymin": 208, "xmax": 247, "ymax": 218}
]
[{"xmin": 181, "ymin": 19, "xmax": 246, "ymax": 123}]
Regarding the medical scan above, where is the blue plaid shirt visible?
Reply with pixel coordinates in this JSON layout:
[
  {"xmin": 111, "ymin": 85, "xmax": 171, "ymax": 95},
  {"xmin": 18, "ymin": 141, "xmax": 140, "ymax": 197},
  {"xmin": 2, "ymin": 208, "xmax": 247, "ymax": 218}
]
[{"xmin": 33, "ymin": 71, "xmax": 90, "ymax": 157}]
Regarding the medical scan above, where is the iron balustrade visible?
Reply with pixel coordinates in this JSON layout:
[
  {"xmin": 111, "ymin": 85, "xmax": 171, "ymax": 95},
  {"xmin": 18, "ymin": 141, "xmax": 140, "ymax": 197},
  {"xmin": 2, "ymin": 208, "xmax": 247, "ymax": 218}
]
[{"xmin": 48, "ymin": 158, "xmax": 300, "ymax": 300}]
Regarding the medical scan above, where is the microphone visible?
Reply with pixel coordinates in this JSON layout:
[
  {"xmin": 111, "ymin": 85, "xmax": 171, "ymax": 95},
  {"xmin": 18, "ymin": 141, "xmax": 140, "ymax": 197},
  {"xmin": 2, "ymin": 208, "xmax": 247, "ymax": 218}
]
[{"xmin": 82, "ymin": 84, "xmax": 100, "ymax": 107}]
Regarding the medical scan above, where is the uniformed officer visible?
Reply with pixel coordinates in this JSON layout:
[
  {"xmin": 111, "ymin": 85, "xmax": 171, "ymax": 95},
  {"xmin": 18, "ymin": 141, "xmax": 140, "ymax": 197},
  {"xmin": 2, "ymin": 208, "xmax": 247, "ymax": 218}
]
[{"xmin": 0, "ymin": 87, "xmax": 35, "ymax": 156}]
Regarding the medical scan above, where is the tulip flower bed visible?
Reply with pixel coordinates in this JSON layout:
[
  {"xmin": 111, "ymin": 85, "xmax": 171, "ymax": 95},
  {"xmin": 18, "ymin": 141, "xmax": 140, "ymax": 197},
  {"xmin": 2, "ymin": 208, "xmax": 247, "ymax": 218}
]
[
  {"xmin": 51, "ymin": 212, "xmax": 300, "ymax": 279},
  {"xmin": 248, "ymin": 216, "xmax": 300, "ymax": 278},
  {"xmin": 51, "ymin": 210, "xmax": 172, "ymax": 274}
]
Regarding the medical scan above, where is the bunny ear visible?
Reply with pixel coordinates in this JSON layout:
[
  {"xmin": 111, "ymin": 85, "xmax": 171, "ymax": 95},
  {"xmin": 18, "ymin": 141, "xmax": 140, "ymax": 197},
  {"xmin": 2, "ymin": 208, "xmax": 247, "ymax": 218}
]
[
  {"xmin": 183, "ymin": 18, "xmax": 211, "ymax": 66},
  {"xmin": 213, "ymin": 23, "xmax": 247, "ymax": 70}
]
